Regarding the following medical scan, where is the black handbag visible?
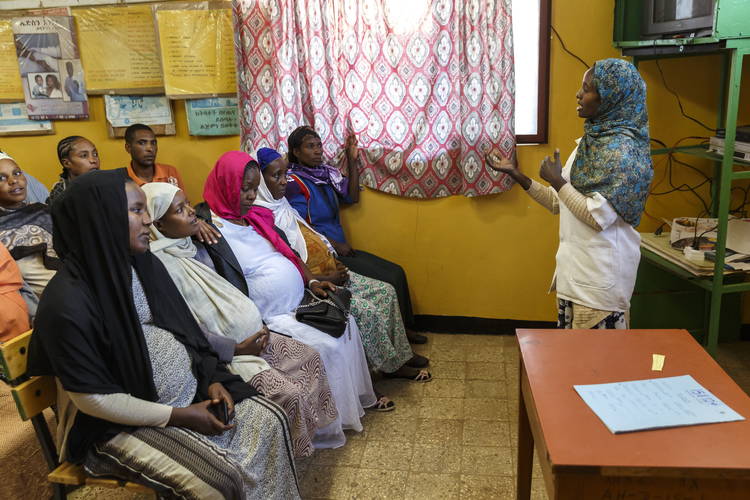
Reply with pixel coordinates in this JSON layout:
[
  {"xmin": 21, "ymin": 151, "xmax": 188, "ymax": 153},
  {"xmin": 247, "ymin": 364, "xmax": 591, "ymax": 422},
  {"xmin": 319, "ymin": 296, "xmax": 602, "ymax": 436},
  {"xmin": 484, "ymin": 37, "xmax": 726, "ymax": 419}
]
[{"xmin": 295, "ymin": 287, "xmax": 352, "ymax": 338}]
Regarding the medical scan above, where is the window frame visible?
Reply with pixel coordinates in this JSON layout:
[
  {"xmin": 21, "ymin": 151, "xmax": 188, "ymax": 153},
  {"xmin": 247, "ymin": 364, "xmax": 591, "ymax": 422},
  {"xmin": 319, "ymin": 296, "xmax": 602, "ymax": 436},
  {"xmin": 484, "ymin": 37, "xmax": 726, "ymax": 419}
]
[{"xmin": 516, "ymin": 0, "xmax": 551, "ymax": 145}]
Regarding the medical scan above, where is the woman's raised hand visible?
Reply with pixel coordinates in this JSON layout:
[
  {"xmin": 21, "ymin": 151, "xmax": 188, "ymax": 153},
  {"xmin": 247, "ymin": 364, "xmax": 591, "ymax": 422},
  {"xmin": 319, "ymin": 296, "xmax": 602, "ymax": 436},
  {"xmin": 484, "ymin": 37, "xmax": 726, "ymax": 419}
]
[
  {"xmin": 345, "ymin": 134, "xmax": 359, "ymax": 162},
  {"xmin": 539, "ymin": 149, "xmax": 567, "ymax": 191}
]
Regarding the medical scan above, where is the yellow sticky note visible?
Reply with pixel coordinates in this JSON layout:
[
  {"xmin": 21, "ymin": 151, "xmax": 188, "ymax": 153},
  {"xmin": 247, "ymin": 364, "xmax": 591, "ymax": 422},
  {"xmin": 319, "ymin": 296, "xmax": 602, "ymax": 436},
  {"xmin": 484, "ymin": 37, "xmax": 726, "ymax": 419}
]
[{"xmin": 652, "ymin": 354, "xmax": 665, "ymax": 371}]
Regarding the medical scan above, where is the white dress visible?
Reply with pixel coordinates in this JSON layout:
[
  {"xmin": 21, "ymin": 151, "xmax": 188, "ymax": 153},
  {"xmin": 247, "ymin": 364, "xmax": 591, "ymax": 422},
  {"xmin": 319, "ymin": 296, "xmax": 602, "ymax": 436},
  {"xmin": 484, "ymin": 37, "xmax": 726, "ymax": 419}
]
[{"xmin": 217, "ymin": 218, "xmax": 376, "ymax": 448}]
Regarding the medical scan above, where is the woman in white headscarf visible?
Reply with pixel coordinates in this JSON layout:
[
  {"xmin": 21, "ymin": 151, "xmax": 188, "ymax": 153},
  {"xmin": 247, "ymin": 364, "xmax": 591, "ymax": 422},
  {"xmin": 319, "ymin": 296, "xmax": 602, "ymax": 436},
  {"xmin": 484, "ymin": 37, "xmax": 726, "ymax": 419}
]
[
  {"xmin": 254, "ymin": 147, "xmax": 431, "ymax": 382},
  {"xmin": 143, "ymin": 182, "xmax": 338, "ymax": 457}
]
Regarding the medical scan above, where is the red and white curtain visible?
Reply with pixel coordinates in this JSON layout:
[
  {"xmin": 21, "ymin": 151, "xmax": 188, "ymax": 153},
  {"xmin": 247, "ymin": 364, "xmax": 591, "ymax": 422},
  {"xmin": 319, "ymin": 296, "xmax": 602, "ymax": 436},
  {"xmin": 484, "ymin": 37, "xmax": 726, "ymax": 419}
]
[{"xmin": 233, "ymin": 0, "xmax": 515, "ymax": 198}]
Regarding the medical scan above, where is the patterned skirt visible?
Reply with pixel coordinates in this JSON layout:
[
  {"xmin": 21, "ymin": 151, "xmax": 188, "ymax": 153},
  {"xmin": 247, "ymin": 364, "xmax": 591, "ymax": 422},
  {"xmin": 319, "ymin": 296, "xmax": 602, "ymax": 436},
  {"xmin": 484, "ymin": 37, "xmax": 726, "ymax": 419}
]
[
  {"xmin": 252, "ymin": 332, "xmax": 338, "ymax": 457},
  {"xmin": 347, "ymin": 272, "xmax": 413, "ymax": 373},
  {"xmin": 557, "ymin": 299, "xmax": 627, "ymax": 329},
  {"xmin": 84, "ymin": 395, "xmax": 300, "ymax": 500}
]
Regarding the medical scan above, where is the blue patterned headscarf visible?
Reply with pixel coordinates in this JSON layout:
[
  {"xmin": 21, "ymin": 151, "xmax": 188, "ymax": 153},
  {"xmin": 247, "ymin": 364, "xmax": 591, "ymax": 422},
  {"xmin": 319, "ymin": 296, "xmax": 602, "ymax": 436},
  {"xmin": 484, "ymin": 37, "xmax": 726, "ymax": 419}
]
[{"xmin": 571, "ymin": 58, "xmax": 652, "ymax": 227}]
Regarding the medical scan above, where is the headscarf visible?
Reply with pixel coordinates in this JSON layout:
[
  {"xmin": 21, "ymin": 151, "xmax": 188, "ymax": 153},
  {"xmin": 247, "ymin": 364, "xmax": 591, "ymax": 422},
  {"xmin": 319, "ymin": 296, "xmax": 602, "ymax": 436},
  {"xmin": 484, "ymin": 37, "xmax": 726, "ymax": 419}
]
[
  {"xmin": 255, "ymin": 147, "xmax": 336, "ymax": 262},
  {"xmin": 203, "ymin": 151, "xmax": 306, "ymax": 279},
  {"xmin": 0, "ymin": 153, "xmax": 60, "ymax": 269},
  {"xmin": 28, "ymin": 169, "xmax": 255, "ymax": 462},
  {"xmin": 571, "ymin": 58, "xmax": 653, "ymax": 227},
  {"xmin": 143, "ymin": 182, "xmax": 269, "ymax": 382}
]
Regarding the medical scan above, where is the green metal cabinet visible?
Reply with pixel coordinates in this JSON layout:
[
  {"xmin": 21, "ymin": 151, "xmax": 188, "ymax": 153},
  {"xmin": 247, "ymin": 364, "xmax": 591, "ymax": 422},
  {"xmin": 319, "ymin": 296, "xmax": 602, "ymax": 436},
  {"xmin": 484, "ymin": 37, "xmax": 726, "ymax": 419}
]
[{"xmin": 613, "ymin": 1, "xmax": 750, "ymax": 355}]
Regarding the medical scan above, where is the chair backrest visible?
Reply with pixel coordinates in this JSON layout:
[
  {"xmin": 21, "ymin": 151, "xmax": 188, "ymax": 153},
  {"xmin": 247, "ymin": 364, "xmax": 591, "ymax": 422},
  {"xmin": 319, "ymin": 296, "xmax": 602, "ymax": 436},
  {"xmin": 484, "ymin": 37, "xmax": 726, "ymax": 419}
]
[
  {"xmin": 0, "ymin": 330, "xmax": 57, "ymax": 420},
  {"xmin": 0, "ymin": 329, "xmax": 32, "ymax": 382}
]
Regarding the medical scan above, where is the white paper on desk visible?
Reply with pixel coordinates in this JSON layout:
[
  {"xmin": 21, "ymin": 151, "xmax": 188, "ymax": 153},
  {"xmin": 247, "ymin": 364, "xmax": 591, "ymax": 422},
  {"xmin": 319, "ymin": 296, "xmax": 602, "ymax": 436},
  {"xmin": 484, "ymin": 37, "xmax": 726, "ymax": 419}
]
[{"xmin": 574, "ymin": 375, "xmax": 744, "ymax": 434}]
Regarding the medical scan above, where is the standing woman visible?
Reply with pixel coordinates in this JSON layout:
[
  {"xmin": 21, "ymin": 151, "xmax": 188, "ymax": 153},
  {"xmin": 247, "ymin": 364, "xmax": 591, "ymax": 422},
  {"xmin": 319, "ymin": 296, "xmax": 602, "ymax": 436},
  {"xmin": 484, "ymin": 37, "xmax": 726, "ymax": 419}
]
[
  {"xmin": 28, "ymin": 170, "xmax": 300, "ymax": 499},
  {"xmin": 48, "ymin": 136, "xmax": 100, "ymax": 203},
  {"xmin": 488, "ymin": 58, "xmax": 652, "ymax": 329}
]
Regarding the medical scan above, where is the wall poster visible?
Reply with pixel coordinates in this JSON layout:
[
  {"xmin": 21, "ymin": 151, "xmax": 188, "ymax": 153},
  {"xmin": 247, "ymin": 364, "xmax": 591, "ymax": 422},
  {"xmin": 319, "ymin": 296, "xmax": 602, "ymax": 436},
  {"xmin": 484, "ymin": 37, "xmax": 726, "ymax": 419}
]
[{"xmin": 12, "ymin": 15, "xmax": 88, "ymax": 120}]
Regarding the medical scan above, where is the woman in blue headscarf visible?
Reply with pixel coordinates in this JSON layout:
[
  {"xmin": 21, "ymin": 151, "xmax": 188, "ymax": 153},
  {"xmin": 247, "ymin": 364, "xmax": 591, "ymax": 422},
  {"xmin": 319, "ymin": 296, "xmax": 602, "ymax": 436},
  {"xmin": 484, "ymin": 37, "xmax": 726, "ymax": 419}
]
[{"xmin": 488, "ymin": 58, "xmax": 652, "ymax": 329}]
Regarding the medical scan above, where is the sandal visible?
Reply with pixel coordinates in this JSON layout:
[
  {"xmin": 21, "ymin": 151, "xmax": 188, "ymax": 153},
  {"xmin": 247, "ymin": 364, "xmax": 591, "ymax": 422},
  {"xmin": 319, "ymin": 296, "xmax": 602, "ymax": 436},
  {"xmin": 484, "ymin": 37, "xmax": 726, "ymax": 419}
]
[
  {"xmin": 367, "ymin": 394, "xmax": 395, "ymax": 412},
  {"xmin": 407, "ymin": 332, "xmax": 428, "ymax": 344},
  {"xmin": 406, "ymin": 353, "xmax": 429, "ymax": 368},
  {"xmin": 384, "ymin": 368, "xmax": 433, "ymax": 383}
]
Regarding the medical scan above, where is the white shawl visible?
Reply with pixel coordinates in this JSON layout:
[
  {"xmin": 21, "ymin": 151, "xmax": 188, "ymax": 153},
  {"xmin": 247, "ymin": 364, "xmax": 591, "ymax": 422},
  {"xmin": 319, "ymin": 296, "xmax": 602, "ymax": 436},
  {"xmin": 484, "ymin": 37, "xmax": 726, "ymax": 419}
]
[
  {"xmin": 254, "ymin": 169, "xmax": 335, "ymax": 262},
  {"xmin": 142, "ymin": 182, "xmax": 270, "ymax": 382}
]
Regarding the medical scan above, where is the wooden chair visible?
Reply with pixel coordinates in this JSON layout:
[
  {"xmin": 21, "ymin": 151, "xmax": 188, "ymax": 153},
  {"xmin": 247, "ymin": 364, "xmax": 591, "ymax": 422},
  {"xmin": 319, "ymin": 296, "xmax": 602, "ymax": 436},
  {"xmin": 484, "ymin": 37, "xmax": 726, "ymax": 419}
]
[{"xmin": 0, "ymin": 330, "xmax": 155, "ymax": 499}]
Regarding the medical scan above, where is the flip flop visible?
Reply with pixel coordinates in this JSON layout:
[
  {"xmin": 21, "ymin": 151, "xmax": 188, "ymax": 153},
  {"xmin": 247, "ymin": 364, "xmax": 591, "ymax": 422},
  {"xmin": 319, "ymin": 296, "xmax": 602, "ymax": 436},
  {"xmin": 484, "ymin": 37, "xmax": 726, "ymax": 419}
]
[
  {"xmin": 406, "ymin": 353, "xmax": 429, "ymax": 368},
  {"xmin": 384, "ymin": 369, "xmax": 432, "ymax": 383},
  {"xmin": 367, "ymin": 395, "xmax": 395, "ymax": 412}
]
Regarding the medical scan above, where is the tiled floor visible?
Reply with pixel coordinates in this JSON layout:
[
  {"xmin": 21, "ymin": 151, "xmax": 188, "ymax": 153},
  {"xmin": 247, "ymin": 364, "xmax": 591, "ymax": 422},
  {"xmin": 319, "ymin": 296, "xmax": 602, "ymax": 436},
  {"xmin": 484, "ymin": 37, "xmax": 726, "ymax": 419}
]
[{"xmin": 69, "ymin": 333, "xmax": 750, "ymax": 500}]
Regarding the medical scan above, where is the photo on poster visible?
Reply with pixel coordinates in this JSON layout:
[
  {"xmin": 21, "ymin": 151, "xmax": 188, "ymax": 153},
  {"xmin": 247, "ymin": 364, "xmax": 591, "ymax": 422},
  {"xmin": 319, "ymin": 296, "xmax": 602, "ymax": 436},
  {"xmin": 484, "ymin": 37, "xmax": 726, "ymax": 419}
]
[
  {"xmin": 59, "ymin": 59, "xmax": 85, "ymax": 102},
  {"xmin": 15, "ymin": 32, "xmax": 60, "ymax": 75},
  {"xmin": 12, "ymin": 16, "xmax": 88, "ymax": 120}
]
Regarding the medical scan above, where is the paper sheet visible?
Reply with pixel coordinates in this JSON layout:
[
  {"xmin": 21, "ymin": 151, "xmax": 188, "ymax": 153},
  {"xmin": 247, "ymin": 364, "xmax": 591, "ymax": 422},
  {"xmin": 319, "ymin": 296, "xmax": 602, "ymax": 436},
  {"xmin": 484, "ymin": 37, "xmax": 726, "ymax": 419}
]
[{"xmin": 574, "ymin": 375, "xmax": 744, "ymax": 434}]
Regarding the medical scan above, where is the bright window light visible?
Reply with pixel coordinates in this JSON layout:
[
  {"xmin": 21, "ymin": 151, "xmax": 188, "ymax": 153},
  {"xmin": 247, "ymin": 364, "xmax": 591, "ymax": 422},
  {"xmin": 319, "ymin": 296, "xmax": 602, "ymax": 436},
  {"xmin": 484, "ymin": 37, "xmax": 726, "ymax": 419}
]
[{"xmin": 512, "ymin": 0, "xmax": 541, "ymax": 137}]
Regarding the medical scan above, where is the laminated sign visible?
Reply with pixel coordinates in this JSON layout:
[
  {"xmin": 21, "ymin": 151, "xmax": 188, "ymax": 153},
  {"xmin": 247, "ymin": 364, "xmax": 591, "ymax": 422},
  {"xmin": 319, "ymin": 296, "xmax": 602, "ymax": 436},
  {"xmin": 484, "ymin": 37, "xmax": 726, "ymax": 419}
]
[{"xmin": 155, "ymin": 2, "xmax": 237, "ymax": 98}]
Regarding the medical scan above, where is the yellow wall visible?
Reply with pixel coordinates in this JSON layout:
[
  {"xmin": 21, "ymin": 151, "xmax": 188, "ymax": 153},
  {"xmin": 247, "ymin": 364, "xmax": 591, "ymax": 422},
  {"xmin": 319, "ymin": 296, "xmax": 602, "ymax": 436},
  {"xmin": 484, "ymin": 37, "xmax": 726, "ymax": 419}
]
[{"xmin": 2, "ymin": 0, "xmax": 746, "ymax": 321}]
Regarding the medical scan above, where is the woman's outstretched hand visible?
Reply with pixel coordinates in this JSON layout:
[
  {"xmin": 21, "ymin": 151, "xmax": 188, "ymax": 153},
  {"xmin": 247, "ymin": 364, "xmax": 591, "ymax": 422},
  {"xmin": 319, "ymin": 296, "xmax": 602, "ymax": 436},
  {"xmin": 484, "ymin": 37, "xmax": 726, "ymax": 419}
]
[
  {"xmin": 486, "ymin": 150, "xmax": 517, "ymax": 175},
  {"xmin": 539, "ymin": 149, "xmax": 567, "ymax": 191},
  {"xmin": 486, "ymin": 150, "xmax": 531, "ymax": 190}
]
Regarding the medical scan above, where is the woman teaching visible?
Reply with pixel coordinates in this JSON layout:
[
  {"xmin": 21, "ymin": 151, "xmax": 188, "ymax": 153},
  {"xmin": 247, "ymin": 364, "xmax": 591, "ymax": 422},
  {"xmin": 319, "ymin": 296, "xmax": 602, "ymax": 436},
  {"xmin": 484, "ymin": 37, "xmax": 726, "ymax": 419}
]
[{"xmin": 488, "ymin": 58, "xmax": 653, "ymax": 329}]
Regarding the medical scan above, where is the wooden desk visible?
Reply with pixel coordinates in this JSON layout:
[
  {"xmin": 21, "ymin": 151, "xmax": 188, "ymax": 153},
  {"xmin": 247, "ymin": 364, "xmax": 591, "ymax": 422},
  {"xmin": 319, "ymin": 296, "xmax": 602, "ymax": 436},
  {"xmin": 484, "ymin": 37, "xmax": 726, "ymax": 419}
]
[{"xmin": 516, "ymin": 329, "xmax": 750, "ymax": 500}]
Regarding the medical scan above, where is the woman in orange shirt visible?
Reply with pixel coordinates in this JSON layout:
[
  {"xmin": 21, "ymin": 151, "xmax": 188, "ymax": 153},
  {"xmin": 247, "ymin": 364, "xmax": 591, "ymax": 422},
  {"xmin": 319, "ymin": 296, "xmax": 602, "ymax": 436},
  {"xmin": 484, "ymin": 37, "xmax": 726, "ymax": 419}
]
[{"xmin": 0, "ymin": 241, "xmax": 29, "ymax": 342}]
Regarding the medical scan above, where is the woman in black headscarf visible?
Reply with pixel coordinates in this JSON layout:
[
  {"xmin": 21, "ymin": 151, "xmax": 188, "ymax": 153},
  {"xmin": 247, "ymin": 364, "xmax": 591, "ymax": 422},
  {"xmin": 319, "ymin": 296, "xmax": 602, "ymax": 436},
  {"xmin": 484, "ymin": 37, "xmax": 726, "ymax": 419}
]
[{"xmin": 28, "ymin": 170, "xmax": 300, "ymax": 499}]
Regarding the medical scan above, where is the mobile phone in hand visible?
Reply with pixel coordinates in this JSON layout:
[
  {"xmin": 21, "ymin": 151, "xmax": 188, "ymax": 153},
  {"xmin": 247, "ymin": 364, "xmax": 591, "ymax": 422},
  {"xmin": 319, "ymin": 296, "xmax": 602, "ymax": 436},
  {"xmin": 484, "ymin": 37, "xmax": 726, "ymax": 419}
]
[{"xmin": 210, "ymin": 400, "xmax": 229, "ymax": 425}]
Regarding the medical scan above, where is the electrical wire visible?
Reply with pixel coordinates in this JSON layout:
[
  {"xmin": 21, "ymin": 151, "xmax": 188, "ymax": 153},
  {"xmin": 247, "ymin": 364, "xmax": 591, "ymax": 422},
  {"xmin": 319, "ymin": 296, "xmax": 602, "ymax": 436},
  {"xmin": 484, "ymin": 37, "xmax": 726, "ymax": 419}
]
[
  {"xmin": 550, "ymin": 25, "xmax": 590, "ymax": 69},
  {"xmin": 654, "ymin": 60, "xmax": 717, "ymax": 132}
]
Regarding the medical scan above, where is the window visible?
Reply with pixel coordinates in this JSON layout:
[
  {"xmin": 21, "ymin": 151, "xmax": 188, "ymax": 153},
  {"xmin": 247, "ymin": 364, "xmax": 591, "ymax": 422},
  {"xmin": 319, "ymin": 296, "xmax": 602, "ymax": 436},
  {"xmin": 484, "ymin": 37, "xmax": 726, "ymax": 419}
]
[{"xmin": 512, "ymin": 0, "xmax": 551, "ymax": 144}]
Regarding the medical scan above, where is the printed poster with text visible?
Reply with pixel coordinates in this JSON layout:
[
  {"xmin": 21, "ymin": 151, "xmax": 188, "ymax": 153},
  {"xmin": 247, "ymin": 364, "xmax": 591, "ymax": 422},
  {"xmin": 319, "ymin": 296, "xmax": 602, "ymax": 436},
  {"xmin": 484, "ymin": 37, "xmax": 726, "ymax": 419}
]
[
  {"xmin": 0, "ymin": 20, "xmax": 24, "ymax": 101},
  {"xmin": 155, "ymin": 3, "xmax": 237, "ymax": 98},
  {"xmin": 12, "ymin": 16, "xmax": 88, "ymax": 120},
  {"xmin": 75, "ymin": 4, "xmax": 163, "ymax": 94}
]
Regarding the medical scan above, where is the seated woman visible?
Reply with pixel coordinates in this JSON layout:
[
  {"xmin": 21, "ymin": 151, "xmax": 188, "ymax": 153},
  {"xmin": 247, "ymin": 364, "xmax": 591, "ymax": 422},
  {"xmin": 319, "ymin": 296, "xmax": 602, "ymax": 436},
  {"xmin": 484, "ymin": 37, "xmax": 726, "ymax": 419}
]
[
  {"xmin": 255, "ymin": 148, "xmax": 430, "ymax": 381},
  {"xmin": 0, "ymin": 242, "xmax": 30, "ymax": 342},
  {"xmin": 0, "ymin": 152, "xmax": 60, "ymax": 295},
  {"xmin": 143, "ymin": 182, "xmax": 338, "ymax": 457},
  {"xmin": 28, "ymin": 170, "xmax": 300, "ymax": 499},
  {"xmin": 48, "ymin": 136, "xmax": 100, "ymax": 203},
  {"xmin": 201, "ymin": 151, "xmax": 386, "ymax": 438},
  {"xmin": 284, "ymin": 126, "xmax": 425, "ymax": 343}
]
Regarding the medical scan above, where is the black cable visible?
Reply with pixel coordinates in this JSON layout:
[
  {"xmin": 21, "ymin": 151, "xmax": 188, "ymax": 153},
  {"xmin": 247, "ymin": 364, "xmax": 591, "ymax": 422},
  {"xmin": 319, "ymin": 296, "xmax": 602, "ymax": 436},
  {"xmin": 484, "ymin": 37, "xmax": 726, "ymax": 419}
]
[
  {"xmin": 654, "ymin": 60, "xmax": 716, "ymax": 132},
  {"xmin": 650, "ymin": 152, "xmax": 712, "ymax": 214},
  {"xmin": 550, "ymin": 25, "xmax": 589, "ymax": 69}
]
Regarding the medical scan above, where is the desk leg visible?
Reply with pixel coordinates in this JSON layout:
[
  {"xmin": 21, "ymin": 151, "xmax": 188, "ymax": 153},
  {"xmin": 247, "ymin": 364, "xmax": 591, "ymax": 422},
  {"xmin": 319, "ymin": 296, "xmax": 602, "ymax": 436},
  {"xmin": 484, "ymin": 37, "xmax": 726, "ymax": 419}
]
[{"xmin": 517, "ymin": 361, "xmax": 533, "ymax": 500}]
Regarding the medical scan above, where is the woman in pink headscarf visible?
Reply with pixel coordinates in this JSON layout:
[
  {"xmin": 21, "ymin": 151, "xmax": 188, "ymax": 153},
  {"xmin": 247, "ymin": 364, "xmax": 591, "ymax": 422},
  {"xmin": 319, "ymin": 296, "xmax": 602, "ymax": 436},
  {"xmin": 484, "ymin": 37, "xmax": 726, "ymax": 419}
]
[{"xmin": 200, "ymin": 151, "xmax": 385, "ymax": 447}]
